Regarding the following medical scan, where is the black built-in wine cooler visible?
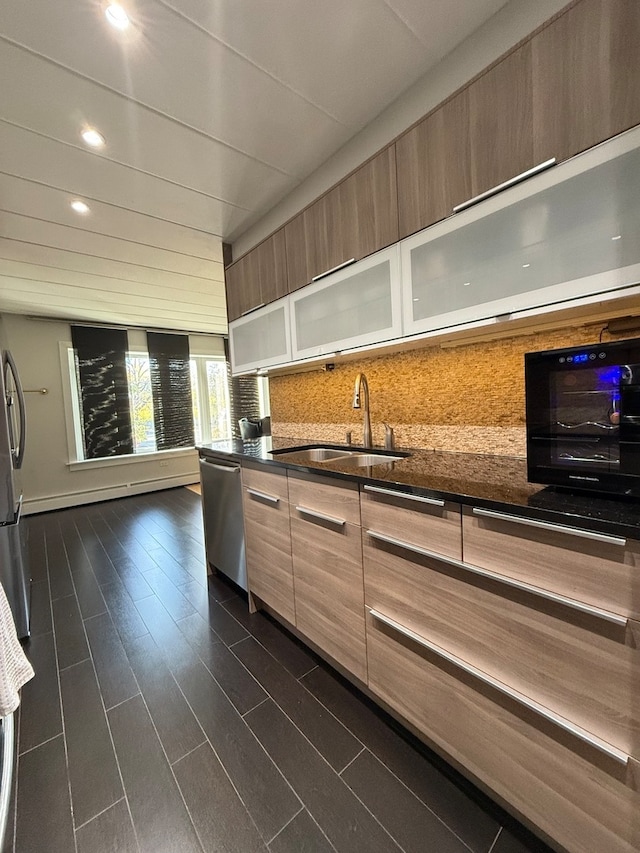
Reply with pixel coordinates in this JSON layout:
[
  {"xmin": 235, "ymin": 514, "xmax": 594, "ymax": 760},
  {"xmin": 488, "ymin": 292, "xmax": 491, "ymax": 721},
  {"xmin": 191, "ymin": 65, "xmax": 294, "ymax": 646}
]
[{"xmin": 525, "ymin": 336, "xmax": 640, "ymax": 496}]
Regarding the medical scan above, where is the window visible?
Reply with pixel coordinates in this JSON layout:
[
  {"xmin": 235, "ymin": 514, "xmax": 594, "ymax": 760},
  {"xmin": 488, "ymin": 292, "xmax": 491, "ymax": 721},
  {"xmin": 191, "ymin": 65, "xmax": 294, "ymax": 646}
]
[
  {"xmin": 64, "ymin": 332, "xmax": 233, "ymax": 463},
  {"xmin": 190, "ymin": 356, "xmax": 230, "ymax": 445},
  {"xmin": 126, "ymin": 354, "xmax": 156, "ymax": 453}
]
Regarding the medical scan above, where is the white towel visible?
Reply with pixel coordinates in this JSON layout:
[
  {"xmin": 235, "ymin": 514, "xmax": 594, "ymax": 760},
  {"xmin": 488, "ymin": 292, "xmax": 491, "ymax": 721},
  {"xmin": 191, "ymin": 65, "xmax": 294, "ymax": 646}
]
[{"xmin": 0, "ymin": 582, "xmax": 34, "ymax": 716}]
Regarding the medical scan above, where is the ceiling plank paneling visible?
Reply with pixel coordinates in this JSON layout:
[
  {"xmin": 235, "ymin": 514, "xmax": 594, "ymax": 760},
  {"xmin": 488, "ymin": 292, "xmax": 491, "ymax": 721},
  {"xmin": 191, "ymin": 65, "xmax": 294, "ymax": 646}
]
[{"xmin": 0, "ymin": 0, "xmax": 513, "ymax": 333}]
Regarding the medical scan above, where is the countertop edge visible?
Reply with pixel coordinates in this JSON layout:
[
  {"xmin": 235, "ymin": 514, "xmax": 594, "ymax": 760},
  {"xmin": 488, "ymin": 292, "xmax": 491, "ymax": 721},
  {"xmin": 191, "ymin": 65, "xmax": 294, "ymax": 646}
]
[{"xmin": 196, "ymin": 442, "xmax": 640, "ymax": 541}]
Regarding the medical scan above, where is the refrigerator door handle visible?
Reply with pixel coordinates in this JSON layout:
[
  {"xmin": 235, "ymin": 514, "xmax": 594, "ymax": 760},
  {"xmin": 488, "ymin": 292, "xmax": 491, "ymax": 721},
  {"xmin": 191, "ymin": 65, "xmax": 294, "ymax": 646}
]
[{"xmin": 4, "ymin": 351, "xmax": 26, "ymax": 469}]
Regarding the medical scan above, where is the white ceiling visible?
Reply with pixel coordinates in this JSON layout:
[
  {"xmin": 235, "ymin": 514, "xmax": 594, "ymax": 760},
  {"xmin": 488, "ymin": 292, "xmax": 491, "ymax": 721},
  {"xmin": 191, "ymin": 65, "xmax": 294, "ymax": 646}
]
[{"xmin": 0, "ymin": 0, "xmax": 510, "ymax": 334}]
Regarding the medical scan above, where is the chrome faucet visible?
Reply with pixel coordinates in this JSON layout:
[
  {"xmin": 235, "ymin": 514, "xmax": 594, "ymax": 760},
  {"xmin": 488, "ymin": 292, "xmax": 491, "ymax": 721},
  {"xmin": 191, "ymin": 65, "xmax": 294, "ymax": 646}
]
[{"xmin": 352, "ymin": 372, "xmax": 372, "ymax": 448}]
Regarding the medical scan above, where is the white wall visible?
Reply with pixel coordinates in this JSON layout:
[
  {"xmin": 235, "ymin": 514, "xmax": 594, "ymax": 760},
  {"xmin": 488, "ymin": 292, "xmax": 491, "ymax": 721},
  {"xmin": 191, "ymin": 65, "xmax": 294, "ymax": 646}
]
[
  {"xmin": 233, "ymin": 0, "xmax": 569, "ymax": 257},
  {"xmin": 2, "ymin": 313, "xmax": 203, "ymax": 514}
]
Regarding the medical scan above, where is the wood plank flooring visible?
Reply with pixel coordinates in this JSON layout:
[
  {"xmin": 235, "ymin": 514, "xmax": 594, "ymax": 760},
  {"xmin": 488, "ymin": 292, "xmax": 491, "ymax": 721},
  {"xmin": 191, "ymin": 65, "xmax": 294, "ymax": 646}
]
[{"xmin": 7, "ymin": 488, "xmax": 553, "ymax": 853}]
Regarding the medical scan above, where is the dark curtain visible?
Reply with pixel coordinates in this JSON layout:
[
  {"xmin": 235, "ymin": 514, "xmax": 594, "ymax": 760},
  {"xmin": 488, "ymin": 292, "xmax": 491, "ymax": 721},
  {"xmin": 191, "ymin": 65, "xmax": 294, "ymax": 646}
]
[
  {"xmin": 224, "ymin": 338, "xmax": 260, "ymax": 440},
  {"xmin": 71, "ymin": 325, "xmax": 133, "ymax": 459},
  {"xmin": 147, "ymin": 332, "xmax": 194, "ymax": 450}
]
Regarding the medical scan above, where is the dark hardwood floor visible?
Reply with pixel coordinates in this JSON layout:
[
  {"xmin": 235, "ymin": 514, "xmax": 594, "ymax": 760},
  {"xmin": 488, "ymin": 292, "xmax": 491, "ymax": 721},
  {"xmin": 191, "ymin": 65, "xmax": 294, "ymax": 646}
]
[{"xmin": 7, "ymin": 488, "xmax": 553, "ymax": 853}]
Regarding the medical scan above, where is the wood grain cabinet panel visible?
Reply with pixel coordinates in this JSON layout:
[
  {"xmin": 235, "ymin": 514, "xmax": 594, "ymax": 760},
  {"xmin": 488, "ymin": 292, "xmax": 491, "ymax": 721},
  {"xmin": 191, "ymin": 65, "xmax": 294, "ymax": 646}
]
[
  {"xmin": 462, "ymin": 506, "xmax": 640, "ymax": 621},
  {"xmin": 224, "ymin": 255, "xmax": 257, "ymax": 323},
  {"xmin": 360, "ymin": 487, "xmax": 461, "ymax": 560},
  {"xmin": 609, "ymin": 0, "xmax": 640, "ymax": 140},
  {"xmin": 241, "ymin": 465, "xmax": 295, "ymax": 624},
  {"xmin": 363, "ymin": 531, "xmax": 640, "ymax": 759},
  {"xmin": 468, "ymin": 41, "xmax": 534, "ymax": 198},
  {"xmin": 284, "ymin": 147, "xmax": 398, "ymax": 293},
  {"xmin": 366, "ymin": 619, "xmax": 640, "ymax": 853},
  {"xmin": 224, "ymin": 229, "xmax": 287, "ymax": 321},
  {"xmin": 532, "ymin": 0, "xmax": 612, "ymax": 164},
  {"xmin": 396, "ymin": 91, "xmax": 472, "ymax": 238},
  {"xmin": 288, "ymin": 472, "xmax": 366, "ymax": 681},
  {"xmin": 532, "ymin": 0, "xmax": 640, "ymax": 166}
]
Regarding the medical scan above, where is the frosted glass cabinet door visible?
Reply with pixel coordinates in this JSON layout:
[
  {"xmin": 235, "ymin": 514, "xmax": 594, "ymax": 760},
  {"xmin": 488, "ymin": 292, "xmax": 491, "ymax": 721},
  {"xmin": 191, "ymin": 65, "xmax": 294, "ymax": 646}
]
[
  {"xmin": 229, "ymin": 298, "xmax": 291, "ymax": 374},
  {"xmin": 291, "ymin": 246, "xmax": 402, "ymax": 360},
  {"xmin": 401, "ymin": 124, "xmax": 640, "ymax": 337}
]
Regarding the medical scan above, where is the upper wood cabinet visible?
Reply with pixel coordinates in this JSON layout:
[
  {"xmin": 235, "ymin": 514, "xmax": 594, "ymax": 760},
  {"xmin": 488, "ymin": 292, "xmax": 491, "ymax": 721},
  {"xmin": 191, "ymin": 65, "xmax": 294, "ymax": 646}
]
[
  {"xmin": 467, "ymin": 41, "xmax": 534, "ymax": 200},
  {"xmin": 225, "ymin": 229, "xmax": 288, "ymax": 321},
  {"xmin": 396, "ymin": 41, "xmax": 535, "ymax": 239},
  {"xmin": 284, "ymin": 147, "xmax": 399, "ymax": 292},
  {"xmin": 396, "ymin": 91, "xmax": 472, "ymax": 239},
  {"xmin": 227, "ymin": 0, "xmax": 640, "ymax": 326},
  {"xmin": 532, "ymin": 0, "xmax": 640, "ymax": 165}
]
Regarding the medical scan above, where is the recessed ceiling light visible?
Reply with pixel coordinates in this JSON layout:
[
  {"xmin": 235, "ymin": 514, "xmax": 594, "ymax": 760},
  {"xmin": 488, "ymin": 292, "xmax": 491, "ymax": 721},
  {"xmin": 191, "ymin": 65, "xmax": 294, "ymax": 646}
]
[
  {"xmin": 81, "ymin": 127, "xmax": 105, "ymax": 148},
  {"xmin": 71, "ymin": 200, "xmax": 90, "ymax": 214},
  {"xmin": 522, "ymin": 263, "xmax": 531, "ymax": 268},
  {"xmin": 463, "ymin": 281, "xmax": 471, "ymax": 286},
  {"xmin": 105, "ymin": 3, "xmax": 130, "ymax": 30},
  {"xmin": 611, "ymin": 235, "xmax": 622, "ymax": 241},
  {"xmin": 413, "ymin": 297, "xmax": 420, "ymax": 302}
]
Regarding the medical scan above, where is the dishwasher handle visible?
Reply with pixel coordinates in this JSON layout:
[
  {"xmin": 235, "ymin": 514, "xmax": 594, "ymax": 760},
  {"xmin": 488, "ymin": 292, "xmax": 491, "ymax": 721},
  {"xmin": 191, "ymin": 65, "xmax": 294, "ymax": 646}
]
[{"xmin": 199, "ymin": 458, "xmax": 240, "ymax": 473}]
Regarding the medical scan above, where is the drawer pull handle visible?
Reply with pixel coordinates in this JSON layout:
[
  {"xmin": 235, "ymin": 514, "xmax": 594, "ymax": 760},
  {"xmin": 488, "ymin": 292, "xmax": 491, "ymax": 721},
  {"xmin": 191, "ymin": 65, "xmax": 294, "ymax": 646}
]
[
  {"xmin": 452, "ymin": 158, "xmax": 556, "ymax": 213},
  {"xmin": 246, "ymin": 488, "xmax": 279, "ymax": 505},
  {"xmin": 366, "ymin": 530, "xmax": 628, "ymax": 628},
  {"xmin": 368, "ymin": 608, "xmax": 629, "ymax": 767},
  {"xmin": 363, "ymin": 485, "xmax": 444, "ymax": 507},
  {"xmin": 295, "ymin": 506, "xmax": 346, "ymax": 527},
  {"xmin": 472, "ymin": 508, "xmax": 626, "ymax": 547}
]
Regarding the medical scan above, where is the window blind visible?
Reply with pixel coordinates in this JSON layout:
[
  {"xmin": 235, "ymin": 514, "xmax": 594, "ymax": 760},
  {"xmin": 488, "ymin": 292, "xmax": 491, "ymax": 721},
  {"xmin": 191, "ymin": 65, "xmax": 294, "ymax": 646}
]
[
  {"xmin": 223, "ymin": 338, "xmax": 260, "ymax": 440},
  {"xmin": 147, "ymin": 332, "xmax": 194, "ymax": 450},
  {"xmin": 70, "ymin": 325, "xmax": 133, "ymax": 459}
]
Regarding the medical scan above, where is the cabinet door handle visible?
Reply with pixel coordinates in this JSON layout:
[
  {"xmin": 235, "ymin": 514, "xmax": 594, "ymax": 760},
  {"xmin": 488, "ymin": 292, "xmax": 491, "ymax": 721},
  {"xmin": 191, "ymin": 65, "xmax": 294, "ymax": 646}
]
[
  {"xmin": 246, "ymin": 488, "xmax": 279, "ymax": 505},
  {"xmin": 472, "ymin": 507, "xmax": 626, "ymax": 547},
  {"xmin": 364, "ymin": 485, "xmax": 444, "ymax": 507},
  {"xmin": 240, "ymin": 303, "xmax": 266, "ymax": 317},
  {"xmin": 311, "ymin": 257, "xmax": 356, "ymax": 282},
  {"xmin": 368, "ymin": 608, "xmax": 629, "ymax": 767},
  {"xmin": 366, "ymin": 529, "xmax": 629, "ymax": 628},
  {"xmin": 453, "ymin": 158, "xmax": 556, "ymax": 213},
  {"xmin": 295, "ymin": 505, "xmax": 346, "ymax": 527}
]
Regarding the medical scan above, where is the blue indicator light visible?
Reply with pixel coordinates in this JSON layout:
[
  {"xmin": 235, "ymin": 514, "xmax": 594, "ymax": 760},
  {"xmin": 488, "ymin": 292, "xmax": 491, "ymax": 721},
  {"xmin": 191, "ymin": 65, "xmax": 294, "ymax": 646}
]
[{"xmin": 573, "ymin": 353, "xmax": 589, "ymax": 363}]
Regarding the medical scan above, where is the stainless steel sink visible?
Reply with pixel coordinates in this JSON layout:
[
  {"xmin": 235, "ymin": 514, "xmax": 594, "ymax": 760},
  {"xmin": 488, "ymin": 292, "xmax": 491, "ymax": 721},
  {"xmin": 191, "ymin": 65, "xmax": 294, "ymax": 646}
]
[
  {"xmin": 271, "ymin": 447, "xmax": 359, "ymax": 462},
  {"xmin": 271, "ymin": 446, "xmax": 409, "ymax": 466},
  {"xmin": 333, "ymin": 453, "xmax": 406, "ymax": 466}
]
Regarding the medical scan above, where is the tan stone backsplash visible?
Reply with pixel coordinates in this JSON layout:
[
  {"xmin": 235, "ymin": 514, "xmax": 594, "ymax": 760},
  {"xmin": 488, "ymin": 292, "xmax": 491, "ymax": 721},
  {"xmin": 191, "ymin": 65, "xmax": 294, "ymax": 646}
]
[{"xmin": 269, "ymin": 321, "xmax": 630, "ymax": 457}]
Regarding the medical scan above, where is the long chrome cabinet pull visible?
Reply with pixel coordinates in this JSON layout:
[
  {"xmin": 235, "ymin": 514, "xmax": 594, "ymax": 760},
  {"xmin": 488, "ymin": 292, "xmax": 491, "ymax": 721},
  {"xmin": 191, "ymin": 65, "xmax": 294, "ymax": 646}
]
[
  {"xmin": 240, "ymin": 303, "xmax": 266, "ymax": 317},
  {"xmin": 453, "ymin": 158, "xmax": 556, "ymax": 213},
  {"xmin": 311, "ymin": 257, "xmax": 356, "ymax": 282},
  {"xmin": 366, "ymin": 529, "xmax": 628, "ymax": 628},
  {"xmin": 363, "ymin": 485, "xmax": 444, "ymax": 507},
  {"xmin": 368, "ymin": 608, "xmax": 629, "ymax": 767},
  {"xmin": 472, "ymin": 507, "xmax": 627, "ymax": 547},
  {"xmin": 246, "ymin": 488, "xmax": 279, "ymax": 505},
  {"xmin": 295, "ymin": 506, "xmax": 346, "ymax": 527}
]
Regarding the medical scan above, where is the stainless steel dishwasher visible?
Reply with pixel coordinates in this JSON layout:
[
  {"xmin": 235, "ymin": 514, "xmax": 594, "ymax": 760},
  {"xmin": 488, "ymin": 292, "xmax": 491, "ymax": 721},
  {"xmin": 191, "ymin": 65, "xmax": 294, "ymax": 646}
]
[{"xmin": 199, "ymin": 454, "xmax": 247, "ymax": 591}]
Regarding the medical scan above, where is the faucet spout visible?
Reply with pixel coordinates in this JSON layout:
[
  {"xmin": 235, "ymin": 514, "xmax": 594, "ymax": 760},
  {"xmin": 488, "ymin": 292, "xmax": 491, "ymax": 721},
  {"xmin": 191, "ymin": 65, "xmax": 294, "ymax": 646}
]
[{"xmin": 352, "ymin": 372, "xmax": 372, "ymax": 448}]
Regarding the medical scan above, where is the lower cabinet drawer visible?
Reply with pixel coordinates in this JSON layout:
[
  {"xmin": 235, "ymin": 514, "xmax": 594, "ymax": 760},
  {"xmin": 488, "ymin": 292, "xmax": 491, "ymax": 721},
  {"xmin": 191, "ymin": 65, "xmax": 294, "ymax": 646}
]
[
  {"xmin": 360, "ymin": 485, "xmax": 461, "ymax": 560},
  {"xmin": 242, "ymin": 478, "xmax": 295, "ymax": 625},
  {"xmin": 363, "ymin": 531, "xmax": 640, "ymax": 759},
  {"xmin": 366, "ymin": 614, "xmax": 640, "ymax": 853},
  {"xmin": 462, "ymin": 506, "xmax": 640, "ymax": 621},
  {"xmin": 291, "ymin": 511, "xmax": 366, "ymax": 682}
]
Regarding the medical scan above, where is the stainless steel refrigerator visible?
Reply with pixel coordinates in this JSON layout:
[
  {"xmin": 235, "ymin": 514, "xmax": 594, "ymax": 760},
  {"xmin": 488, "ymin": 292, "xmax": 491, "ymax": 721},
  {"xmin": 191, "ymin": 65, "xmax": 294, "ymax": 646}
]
[{"xmin": 0, "ymin": 350, "xmax": 29, "ymax": 639}]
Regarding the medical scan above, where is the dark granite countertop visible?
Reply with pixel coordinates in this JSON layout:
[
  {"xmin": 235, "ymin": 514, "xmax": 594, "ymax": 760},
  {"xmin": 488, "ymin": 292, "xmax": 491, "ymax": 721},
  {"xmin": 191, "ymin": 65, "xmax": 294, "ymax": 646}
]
[{"xmin": 197, "ymin": 437, "xmax": 640, "ymax": 540}]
